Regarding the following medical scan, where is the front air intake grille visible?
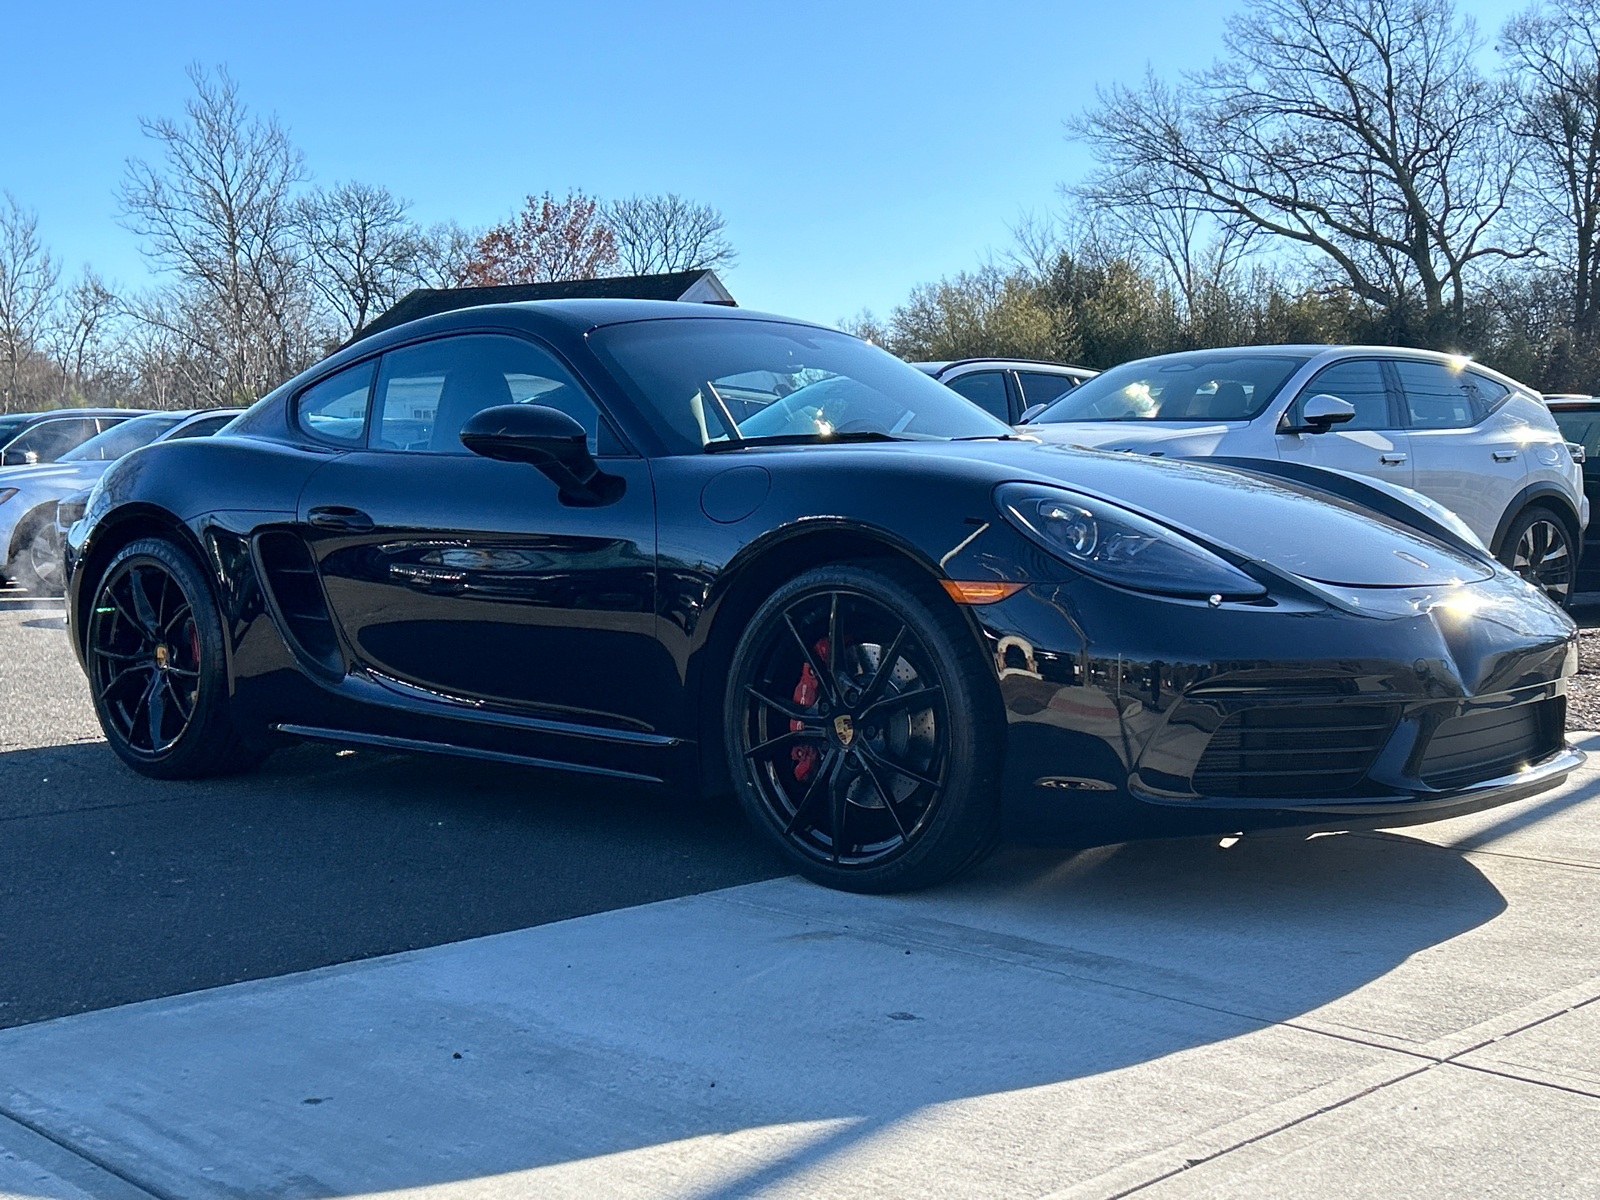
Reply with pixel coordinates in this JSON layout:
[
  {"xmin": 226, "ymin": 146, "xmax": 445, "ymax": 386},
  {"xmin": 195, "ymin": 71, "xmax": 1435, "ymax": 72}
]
[
  {"xmin": 1420, "ymin": 698, "xmax": 1565, "ymax": 790},
  {"xmin": 255, "ymin": 531, "xmax": 341, "ymax": 673},
  {"xmin": 1193, "ymin": 704, "xmax": 1397, "ymax": 799}
]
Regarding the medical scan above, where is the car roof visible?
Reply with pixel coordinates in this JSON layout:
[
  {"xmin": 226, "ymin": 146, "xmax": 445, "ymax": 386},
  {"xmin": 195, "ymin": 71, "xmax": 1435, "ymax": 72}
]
[
  {"xmin": 1, "ymin": 407, "xmax": 146, "ymax": 422},
  {"xmin": 911, "ymin": 357, "xmax": 1098, "ymax": 376}
]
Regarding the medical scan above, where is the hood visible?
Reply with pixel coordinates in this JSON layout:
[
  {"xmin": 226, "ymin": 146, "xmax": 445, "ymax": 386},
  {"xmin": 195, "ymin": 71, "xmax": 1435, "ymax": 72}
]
[
  {"xmin": 937, "ymin": 440, "xmax": 1494, "ymax": 589},
  {"xmin": 1024, "ymin": 421, "xmax": 1241, "ymax": 457}
]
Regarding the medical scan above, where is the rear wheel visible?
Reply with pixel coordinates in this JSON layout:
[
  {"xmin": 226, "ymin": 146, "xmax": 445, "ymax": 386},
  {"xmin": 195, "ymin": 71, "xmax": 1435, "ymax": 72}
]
[
  {"xmin": 725, "ymin": 563, "xmax": 1002, "ymax": 893},
  {"xmin": 1498, "ymin": 506, "xmax": 1575, "ymax": 606},
  {"xmin": 86, "ymin": 537, "xmax": 267, "ymax": 779}
]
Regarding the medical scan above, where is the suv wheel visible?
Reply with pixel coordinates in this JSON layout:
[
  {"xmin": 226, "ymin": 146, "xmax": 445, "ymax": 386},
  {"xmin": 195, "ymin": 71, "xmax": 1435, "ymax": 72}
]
[{"xmin": 1498, "ymin": 506, "xmax": 1575, "ymax": 606}]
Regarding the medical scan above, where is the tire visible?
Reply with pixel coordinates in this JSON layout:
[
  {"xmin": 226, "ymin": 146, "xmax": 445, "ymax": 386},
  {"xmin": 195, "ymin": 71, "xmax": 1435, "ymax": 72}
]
[
  {"xmin": 1497, "ymin": 505, "xmax": 1576, "ymax": 607},
  {"xmin": 724, "ymin": 562, "xmax": 1003, "ymax": 893},
  {"xmin": 84, "ymin": 537, "xmax": 268, "ymax": 779},
  {"xmin": 7, "ymin": 507, "xmax": 63, "ymax": 596}
]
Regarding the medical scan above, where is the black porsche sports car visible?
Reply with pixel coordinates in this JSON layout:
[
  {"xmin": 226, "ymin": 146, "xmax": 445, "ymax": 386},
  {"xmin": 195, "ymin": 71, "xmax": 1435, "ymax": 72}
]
[{"xmin": 65, "ymin": 300, "xmax": 1583, "ymax": 891}]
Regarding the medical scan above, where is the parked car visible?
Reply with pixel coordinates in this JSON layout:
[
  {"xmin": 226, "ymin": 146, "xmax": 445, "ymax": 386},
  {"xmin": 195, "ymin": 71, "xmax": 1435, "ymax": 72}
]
[
  {"xmin": 1021, "ymin": 346, "xmax": 1586, "ymax": 604},
  {"xmin": 1, "ymin": 410, "xmax": 240, "ymax": 594},
  {"xmin": 64, "ymin": 301, "xmax": 1580, "ymax": 892},
  {"xmin": 913, "ymin": 359, "xmax": 1097, "ymax": 424},
  {"xmin": 1544, "ymin": 395, "xmax": 1600, "ymax": 597},
  {"xmin": 0, "ymin": 408, "xmax": 146, "ymax": 467}
]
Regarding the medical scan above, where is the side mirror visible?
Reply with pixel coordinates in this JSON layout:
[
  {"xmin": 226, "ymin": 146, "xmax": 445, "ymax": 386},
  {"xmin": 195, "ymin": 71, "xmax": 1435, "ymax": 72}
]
[
  {"xmin": 1018, "ymin": 403, "xmax": 1049, "ymax": 425},
  {"xmin": 1287, "ymin": 394, "xmax": 1357, "ymax": 434},
  {"xmin": 458, "ymin": 404, "xmax": 624, "ymax": 506}
]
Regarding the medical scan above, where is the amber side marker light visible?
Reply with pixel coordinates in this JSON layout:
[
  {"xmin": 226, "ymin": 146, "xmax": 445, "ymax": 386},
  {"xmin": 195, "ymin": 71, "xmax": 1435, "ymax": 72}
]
[{"xmin": 941, "ymin": 580, "xmax": 1026, "ymax": 604}]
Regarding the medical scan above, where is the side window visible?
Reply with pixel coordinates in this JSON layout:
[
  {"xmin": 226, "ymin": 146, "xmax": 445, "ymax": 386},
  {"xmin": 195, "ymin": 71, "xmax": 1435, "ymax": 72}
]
[
  {"xmin": 1552, "ymin": 409, "xmax": 1600, "ymax": 460},
  {"xmin": 2, "ymin": 418, "xmax": 101, "ymax": 464},
  {"xmin": 1465, "ymin": 371, "xmax": 1511, "ymax": 412},
  {"xmin": 1394, "ymin": 360, "xmax": 1483, "ymax": 429},
  {"xmin": 165, "ymin": 414, "xmax": 237, "ymax": 440},
  {"xmin": 946, "ymin": 371, "xmax": 1011, "ymax": 422},
  {"xmin": 373, "ymin": 333, "xmax": 619, "ymax": 456},
  {"xmin": 297, "ymin": 361, "xmax": 376, "ymax": 445},
  {"xmin": 1017, "ymin": 371, "xmax": 1079, "ymax": 409},
  {"xmin": 1289, "ymin": 360, "xmax": 1393, "ymax": 432}
]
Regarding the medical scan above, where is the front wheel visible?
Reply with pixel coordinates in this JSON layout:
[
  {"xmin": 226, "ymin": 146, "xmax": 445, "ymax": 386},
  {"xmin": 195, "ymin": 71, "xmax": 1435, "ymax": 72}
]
[
  {"xmin": 86, "ymin": 537, "xmax": 267, "ymax": 779},
  {"xmin": 1498, "ymin": 506, "xmax": 1575, "ymax": 607},
  {"xmin": 7, "ymin": 508, "xmax": 63, "ymax": 596},
  {"xmin": 724, "ymin": 563, "xmax": 1002, "ymax": 893}
]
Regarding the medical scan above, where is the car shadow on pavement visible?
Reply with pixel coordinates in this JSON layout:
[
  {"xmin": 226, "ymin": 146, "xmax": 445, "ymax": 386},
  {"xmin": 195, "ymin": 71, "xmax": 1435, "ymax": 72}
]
[
  {"xmin": 0, "ymin": 739, "xmax": 786, "ymax": 1029},
  {"xmin": 0, "ymin": 738, "xmax": 1551, "ymax": 1199}
]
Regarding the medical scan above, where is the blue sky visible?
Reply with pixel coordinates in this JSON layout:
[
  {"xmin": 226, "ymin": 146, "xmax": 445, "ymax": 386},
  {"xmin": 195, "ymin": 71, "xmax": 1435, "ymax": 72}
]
[{"xmin": 2, "ymin": 0, "xmax": 1527, "ymax": 326}]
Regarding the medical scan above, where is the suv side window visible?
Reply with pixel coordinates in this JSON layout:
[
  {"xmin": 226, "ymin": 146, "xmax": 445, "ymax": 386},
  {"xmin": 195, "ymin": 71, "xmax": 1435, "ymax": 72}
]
[
  {"xmin": 946, "ymin": 371, "xmax": 1011, "ymax": 422},
  {"xmin": 1287, "ymin": 360, "xmax": 1394, "ymax": 431},
  {"xmin": 373, "ymin": 333, "xmax": 622, "ymax": 455},
  {"xmin": 1394, "ymin": 360, "xmax": 1484, "ymax": 429},
  {"xmin": 296, "ymin": 360, "xmax": 377, "ymax": 445},
  {"xmin": 1017, "ymin": 371, "xmax": 1079, "ymax": 410},
  {"xmin": 1, "ymin": 417, "xmax": 102, "ymax": 465}
]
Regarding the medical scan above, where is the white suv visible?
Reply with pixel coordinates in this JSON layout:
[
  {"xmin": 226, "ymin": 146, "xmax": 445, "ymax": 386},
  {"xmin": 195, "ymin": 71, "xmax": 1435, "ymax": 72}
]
[{"xmin": 1020, "ymin": 345, "xmax": 1587, "ymax": 603}]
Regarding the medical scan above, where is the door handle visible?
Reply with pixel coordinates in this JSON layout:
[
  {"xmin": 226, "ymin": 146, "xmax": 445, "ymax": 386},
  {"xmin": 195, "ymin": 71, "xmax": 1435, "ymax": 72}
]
[
  {"xmin": 1491, "ymin": 450, "xmax": 1518, "ymax": 462},
  {"xmin": 1379, "ymin": 453, "xmax": 1407, "ymax": 465},
  {"xmin": 307, "ymin": 505, "xmax": 374, "ymax": 532}
]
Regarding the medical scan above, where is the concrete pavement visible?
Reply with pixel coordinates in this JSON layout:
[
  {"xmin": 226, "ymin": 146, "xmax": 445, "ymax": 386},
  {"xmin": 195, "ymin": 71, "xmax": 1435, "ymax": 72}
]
[{"xmin": 0, "ymin": 740, "xmax": 1596, "ymax": 1197}]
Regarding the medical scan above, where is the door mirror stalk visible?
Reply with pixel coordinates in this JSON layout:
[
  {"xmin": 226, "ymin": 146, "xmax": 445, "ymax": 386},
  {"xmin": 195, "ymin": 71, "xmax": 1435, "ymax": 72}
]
[{"xmin": 459, "ymin": 405, "xmax": 625, "ymax": 506}]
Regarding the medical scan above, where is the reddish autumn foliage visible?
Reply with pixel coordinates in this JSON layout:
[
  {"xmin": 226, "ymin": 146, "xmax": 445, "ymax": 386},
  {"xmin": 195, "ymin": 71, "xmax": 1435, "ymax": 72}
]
[{"xmin": 463, "ymin": 191, "xmax": 618, "ymax": 286}]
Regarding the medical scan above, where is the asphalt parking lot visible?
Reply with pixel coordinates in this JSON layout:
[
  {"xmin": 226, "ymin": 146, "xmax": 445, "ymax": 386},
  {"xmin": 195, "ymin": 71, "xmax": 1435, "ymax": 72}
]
[{"xmin": 1, "ymin": 586, "xmax": 1597, "ymax": 1198}]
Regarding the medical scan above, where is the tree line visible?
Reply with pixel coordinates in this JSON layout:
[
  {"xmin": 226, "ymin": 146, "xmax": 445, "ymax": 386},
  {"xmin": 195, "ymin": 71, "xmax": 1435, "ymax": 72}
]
[
  {"xmin": 0, "ymin": 66, "xmax": 735, "ymax": 414},
  {"xmin": 848, "ymin": 0, "xmax": 1600, "ymax": 394}
]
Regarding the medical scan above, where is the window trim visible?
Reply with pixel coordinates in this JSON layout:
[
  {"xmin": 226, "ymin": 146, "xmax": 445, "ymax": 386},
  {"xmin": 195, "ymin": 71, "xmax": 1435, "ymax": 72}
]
[{"xmin": 359, "ymin": 329, "xmax": 637, "ymax": 459}]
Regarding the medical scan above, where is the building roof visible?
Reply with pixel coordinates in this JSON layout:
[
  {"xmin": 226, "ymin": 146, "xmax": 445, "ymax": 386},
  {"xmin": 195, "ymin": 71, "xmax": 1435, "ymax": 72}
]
[{"xmin": 351, "ymin": 269, "xmax": 735, "ymax": 343}]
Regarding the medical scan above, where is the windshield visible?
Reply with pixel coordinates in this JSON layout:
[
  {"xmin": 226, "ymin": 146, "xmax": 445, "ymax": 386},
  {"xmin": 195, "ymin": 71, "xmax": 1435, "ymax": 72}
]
[
  {"xmin": 588, "ymin": 318, "xmax": 1013, "ymax": 453},
  {"xmin": 59, "ymin": 414, "xmax": 183, "ymax": 461},
  {"xmin": 1031, "ymin": 352, "xmax": 1310, "ymax": 424}
]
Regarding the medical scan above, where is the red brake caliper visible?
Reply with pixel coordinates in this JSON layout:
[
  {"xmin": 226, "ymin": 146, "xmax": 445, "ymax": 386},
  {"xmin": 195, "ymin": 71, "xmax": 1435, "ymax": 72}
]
[{"xmin": 791, "ymin": 637, "xmax": 828, "ymax": 782}]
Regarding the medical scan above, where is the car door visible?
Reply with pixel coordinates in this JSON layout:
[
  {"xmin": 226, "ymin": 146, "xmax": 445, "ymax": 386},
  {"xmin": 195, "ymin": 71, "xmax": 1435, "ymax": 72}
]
[
  {"xmin": 1274, "ymin": 358, "xmax": 1413, "ymax": 488},
  {"xmin": 1395, "ymin": 361, "xmax": 1523, "ymax": 546},
  {"xmin": 295, "ymin": 332, "xmax": 665, "ymax": 736}
]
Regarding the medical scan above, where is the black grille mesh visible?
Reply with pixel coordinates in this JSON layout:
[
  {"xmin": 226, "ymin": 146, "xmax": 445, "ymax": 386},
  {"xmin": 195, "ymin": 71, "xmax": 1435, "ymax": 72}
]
[
  {"xmin": 1420, "ymin": 698, "xmax": 1565, "ymax": 789},
  {"xmin": 1193, "ymin": 705, "xmax": 1396, "ymax": 799}
]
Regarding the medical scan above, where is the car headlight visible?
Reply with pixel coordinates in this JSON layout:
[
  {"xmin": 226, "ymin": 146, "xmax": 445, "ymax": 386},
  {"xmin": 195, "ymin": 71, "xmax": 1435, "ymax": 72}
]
[{"xmin": 996, "ymin": 482, "xmax": 1267, "ymax": 600}]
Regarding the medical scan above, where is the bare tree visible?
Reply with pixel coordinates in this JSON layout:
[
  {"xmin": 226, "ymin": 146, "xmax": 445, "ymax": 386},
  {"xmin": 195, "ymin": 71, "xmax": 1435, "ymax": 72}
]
[
  {"xmin": 120, "ymin": 64, "xmax": 312, "ymax": 403},
  {"xmin": 293, "ymin": 181, "xmax": 421, "ymax": 338},
  {"xmin": 46, "ymin": 268, "xmax": 120, "ymax": 404},
  {"xmin": 606, "ymin": 194, "xmax": 736, "ymax": 275},
  {"xmin": 413, "ymin": 220, "xmax": 478, "ymax": 289},
  {"xmin": 0, "ymin": 193, "xmax": 60, "ymax": 413},
  {"xmin": 464, "ymin": 191, "xmax": 617, "ymax": 285},
  {"xmin": 1076, "ymin": 0, "xmax": 1531, "ymax": 339},
  {"xmin": 1503, "ymin": 0, "xmax": 1600, "ymax": 350}
]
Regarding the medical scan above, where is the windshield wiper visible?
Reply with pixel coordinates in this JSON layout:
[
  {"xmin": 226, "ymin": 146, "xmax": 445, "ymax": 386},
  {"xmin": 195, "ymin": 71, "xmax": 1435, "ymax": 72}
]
[
  {"xmin": 951, "ymin": 433, "xmax": 1028, "ymax": 441},
  {"xmin": 704, "ymin": 431, "xmax": 913, "ymax": 453}
]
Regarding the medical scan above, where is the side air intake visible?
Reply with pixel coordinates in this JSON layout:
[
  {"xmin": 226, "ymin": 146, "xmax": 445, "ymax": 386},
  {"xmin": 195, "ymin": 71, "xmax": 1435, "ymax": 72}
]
[{"xmin": 255, "ymin": 530, "xmax": 342, "ymax": 674}]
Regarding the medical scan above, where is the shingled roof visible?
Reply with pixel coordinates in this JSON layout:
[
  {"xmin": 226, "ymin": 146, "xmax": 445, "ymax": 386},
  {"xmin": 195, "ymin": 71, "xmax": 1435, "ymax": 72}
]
[{"xmin": 350, "ymin": 269, "xmax": 735, "ymax": 343}]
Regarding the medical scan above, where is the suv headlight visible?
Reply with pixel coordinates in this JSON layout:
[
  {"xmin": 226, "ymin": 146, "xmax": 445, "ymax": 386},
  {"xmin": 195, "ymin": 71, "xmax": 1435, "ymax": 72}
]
[{"xmin": 996, "ymin": 482, "xmax": 1266, "ymax": 600}]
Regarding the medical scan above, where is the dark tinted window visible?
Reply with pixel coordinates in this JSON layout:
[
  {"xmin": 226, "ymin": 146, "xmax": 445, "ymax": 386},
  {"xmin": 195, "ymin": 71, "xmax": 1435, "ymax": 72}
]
[
  {"xmin": 59, "ymin": 414, "xmax": 182, "ymax": 460},
  {"xmin": 1034, "ymin": 353, "xmax": 1307, "ymax": 423},
  {"xmin": 1290, "ymin": 360, "xmax": 1393, "ymax": 432},
  {"xmin": 1552, "ymin": 408, "xmax": 1600, "ymax": 459},
  {"xmin": 946, "ymin": 371, "xmax": 1011, "ymax": 421},
  {"xmin": 1017, "ymin": 371, "xmax": 1080, "ymax": 408},
  {"xmin": 1394, "ymin": 360, "xmax": 1483, "ymax": 429},
  {"xmin": 297, "ymin": 361, "xmax": 376, "ymax": 445},
  {"xmin": 373, "ymin": 334, "xmax": 616, "ymax": 456},
  {"xmin": 165, "ymin": 413, "xmax": 239, "ymax": 439},
  {"xmin": 1, "ymin": 417, "xmax": 102, "ymax": 464}
]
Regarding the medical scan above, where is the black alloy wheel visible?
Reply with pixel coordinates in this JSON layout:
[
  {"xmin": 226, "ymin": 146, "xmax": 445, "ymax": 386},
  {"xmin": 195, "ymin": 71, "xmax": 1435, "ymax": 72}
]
[
  {"xmin": 1500, "ymin": 508, "xmax": 1574, "ymax": 606},
  {"xmin": 86, "ymin": 537, "xmax": 267, "ymax": 779},
  {"xmin": 726, "ymin": 563, "xmax": 1002, "ymax": 892}
]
